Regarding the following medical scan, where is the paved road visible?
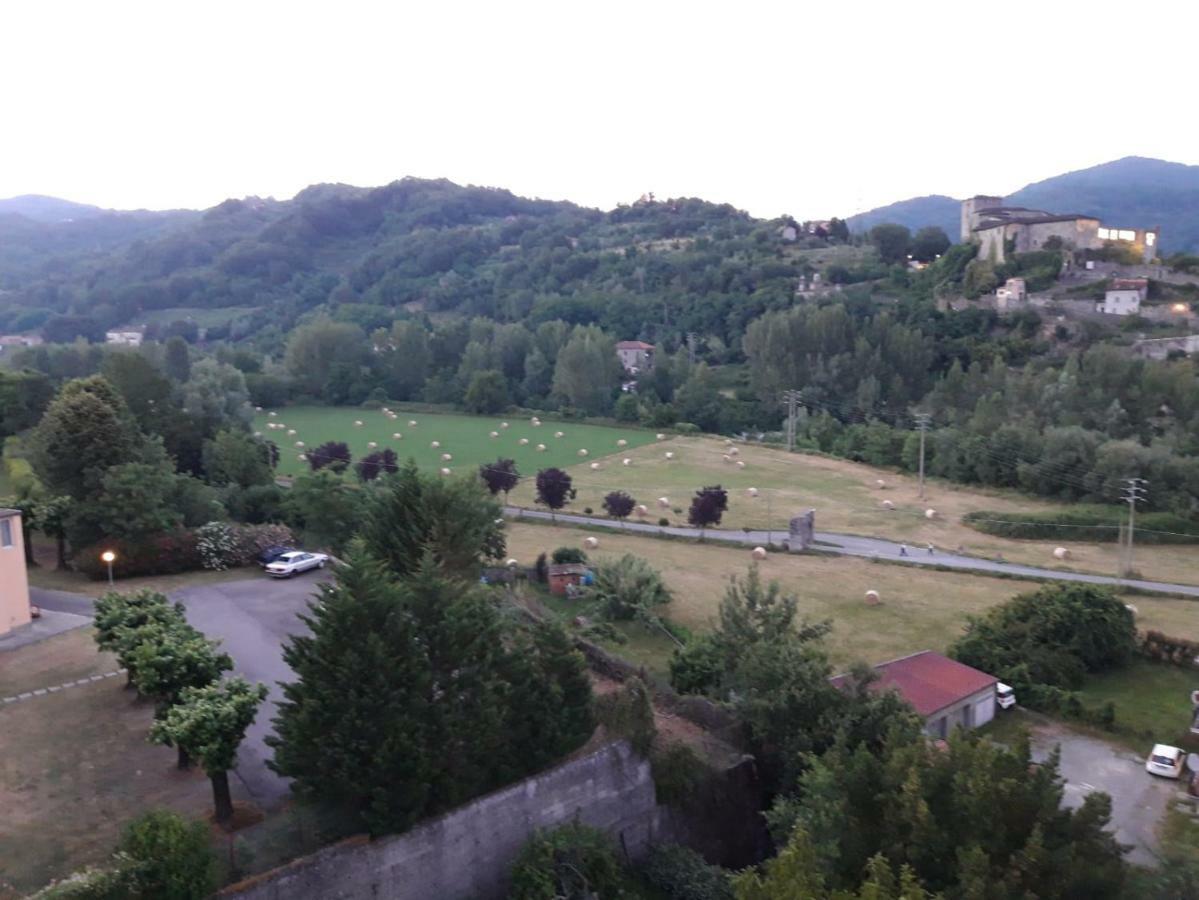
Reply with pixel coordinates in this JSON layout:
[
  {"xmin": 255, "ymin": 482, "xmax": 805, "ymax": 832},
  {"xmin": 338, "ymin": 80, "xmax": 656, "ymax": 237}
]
[
  {"xmin": 504, "ymin": 507, "xmax": 1199, "ymax": 597},
  {"xmin": 33, "ymin": 575, "xmax": 330, "ymax": 812},
  {"xmin": 1025, "ymin": 717, "xmax": 1182, "ymax": 866}
]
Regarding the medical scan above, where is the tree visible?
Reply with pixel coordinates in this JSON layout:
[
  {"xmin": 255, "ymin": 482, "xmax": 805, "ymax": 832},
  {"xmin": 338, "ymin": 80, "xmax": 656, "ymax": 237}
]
[
  {"xmin": 282, "ymin": 470, "xmax": 362, "ymax": 553},
  {"xmin": 28, "ymin": 376, "xmax": 144, "ymax": 503},
  {"xmin": 163, "ymin": 336, "xmax": 192, "ymax": 383},
  {"xmin": 358, "ymin": 460, "xmax": 505, "ymax": 577},
  {"xmin": 688, "ymin": 484, "xmax": 728, "ymax": 535},
  {"xmin": 869, "ymin": 224, "xmax": 912, "ymax": 265},
  {"xmin": 93, "ymin": 590, "xmax": 188, "ymax": 689},
  {"xmin": 283, "ymin": 320, "xmax": 368, "ymax": 399},
  {"xmin": 355, "ymin": 448, "xmax": 399, "ymax": 481},
  {"xmin": 151, "ymin": 677, "xmax": 268, "ymax": 822},
  {"xmin": 202, "ymin": 429, "xmax": 274, "ymax": 488},
  {"xmin": 551, "ymin": 325, "xmax": 621, "ymax": 415},
  {"xmin": 116, "ymin": 809, "xmax": 217, "ymax": 900},
  {"xmin": 308, "ymin": 440, "xmax": 352, "ymax": 473},
  {"xmin": 34, "ymin": 495, "xmax": 72, "ymax": 569},
  {"xmin": 479, "ymin": 458, "xmax": 520, "ymax": 500},
  {"xmin": 535, "ymin": 467, "xmax": 575, "ymax": 521},
  {"xmin": 269, "ymin": 548, "xmax": 592, "ymax": 834},
  {"xmin": 87, "ymin": 456, "xmax": 183, "ymax": 543},
  {"xmin": 910, "ymin": 226, "xmax": 951, "ymax": 263},
  {"xmin": 591, "ymin": 554, "xmax": 672, "ymax": 622},
  {"xmin": 463, "ymin": 369, "xmax": 510, "ymax": 414},
  {"xmin": 179, "ymin": 359, "xmax": 252, "ymax": 433},
  {"xmin": 602, "ymin": 490, "xmax": 635, "ymax": 527},
  {"xmin": 508, "ymin": 824, "xmax": 625, "ymax": 900},
  {"xmin": 101, "ymin": 351, "xmax": 174, "ymax": 435}
]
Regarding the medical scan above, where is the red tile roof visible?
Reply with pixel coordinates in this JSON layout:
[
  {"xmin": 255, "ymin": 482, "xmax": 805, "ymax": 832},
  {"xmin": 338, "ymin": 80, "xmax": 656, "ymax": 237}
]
[
  {"xmin": 615, "ymin": 340, "xmax": 654, "ymax": 350},
  {"xmin": 1110, "ymin": 278, "xmax": 1148, "ymax": 291},
  {"xmin": 834, "ymin": 651, "xmax": 997, "ymax": 717}
]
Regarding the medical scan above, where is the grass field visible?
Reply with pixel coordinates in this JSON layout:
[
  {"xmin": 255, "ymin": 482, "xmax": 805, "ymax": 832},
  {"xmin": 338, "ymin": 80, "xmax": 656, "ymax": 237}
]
[
  {"xmin": 506, "ymin": 434, "xmax": 1199, "ymax": 586},
  {"xmin": 1076, "ymin": 660, "xmax": 1199, "ymax": 751},
  {"xmin": 506, "ymin": 521, "xmax": 1199, "ymax": 676},
  {"xmin": 255, "ymin": 406, "xmax": 656, "ymax": 478}
]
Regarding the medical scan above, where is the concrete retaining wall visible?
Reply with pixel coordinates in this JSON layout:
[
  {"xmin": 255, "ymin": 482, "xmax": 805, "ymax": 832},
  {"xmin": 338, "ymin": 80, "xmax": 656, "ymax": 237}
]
[{"xmin": 221, "ymin": 741, "xmax": 661, "ymax": 900}]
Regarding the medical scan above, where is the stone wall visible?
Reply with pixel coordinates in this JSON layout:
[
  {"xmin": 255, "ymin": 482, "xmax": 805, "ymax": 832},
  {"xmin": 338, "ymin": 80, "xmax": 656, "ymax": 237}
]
[{"xmin": 221, "ymin": 741, "xmax": 662, "ymax": 900}]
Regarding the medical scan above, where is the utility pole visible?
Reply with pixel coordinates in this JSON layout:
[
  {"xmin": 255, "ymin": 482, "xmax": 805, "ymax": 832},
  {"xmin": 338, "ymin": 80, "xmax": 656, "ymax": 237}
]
[
  {"xmin": 1121, "ymin": 478, "xmax": 1148, "ymax": 577},
  {"xmin": 686, "ymin": 332, "xmax": 698, "ymax": 366},
  {"xmin": 914, "ymin": 413, "xmax": 932, "ymax": 500},
  {"xmin": 781, "ymin": 390, "xmax": 801, "ymax": 453}
]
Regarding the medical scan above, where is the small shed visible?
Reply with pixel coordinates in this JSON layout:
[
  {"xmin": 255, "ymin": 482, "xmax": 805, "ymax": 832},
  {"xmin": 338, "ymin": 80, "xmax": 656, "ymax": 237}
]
[{"xmin": 547, "ymin": 563, "xmax": 588, "ymax": 597}]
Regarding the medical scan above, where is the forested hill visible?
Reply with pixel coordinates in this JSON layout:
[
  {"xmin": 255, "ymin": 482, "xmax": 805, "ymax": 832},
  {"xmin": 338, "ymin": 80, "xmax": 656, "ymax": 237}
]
[
  {"xmin": 847, "ymin": 156, "xmax": 1199, "ymax": 254},
  {"xmin": 0, "ymin": 178, "xmax": 806, "ymax": 351}
]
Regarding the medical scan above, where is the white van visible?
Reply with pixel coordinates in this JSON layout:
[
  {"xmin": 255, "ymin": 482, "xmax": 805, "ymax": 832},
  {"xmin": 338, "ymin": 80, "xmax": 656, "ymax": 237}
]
[{"xmin": 996, "ymin": 683, "xmax": 1017, "ymax": 710}]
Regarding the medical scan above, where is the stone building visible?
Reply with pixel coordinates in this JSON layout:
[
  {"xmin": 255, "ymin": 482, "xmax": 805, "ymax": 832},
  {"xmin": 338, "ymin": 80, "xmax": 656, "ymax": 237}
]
[
  {"xmin": 615, "ymin": 340, "xmax": 654, "ymax": 373},
  {"xmin": 961, "ymin": 196, "xmax": 1159, "ymax": 265}
]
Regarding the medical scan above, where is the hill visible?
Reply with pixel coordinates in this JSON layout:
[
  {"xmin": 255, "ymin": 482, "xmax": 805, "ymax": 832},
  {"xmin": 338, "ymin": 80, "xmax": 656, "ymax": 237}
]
[
  {"xmin": 847, "ymin": 156, "xmax": 1199, "ymax": 253},
  {"xmin": 0, "ymin": 195, "xmax": 105, "ymax": 222}
]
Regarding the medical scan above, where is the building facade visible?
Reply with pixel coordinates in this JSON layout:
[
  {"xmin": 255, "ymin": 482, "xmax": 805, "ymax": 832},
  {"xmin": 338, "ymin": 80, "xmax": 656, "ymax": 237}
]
[
  {"xmin": 1101, "ymin": 289, "xmax": 1142, "ymax": 316},
  {"xmin": 615, "ymin": 341, "xmax": 654, "ymax": 373},
  {"xmin": 0, "ymin": 509, "xmax": 32, "ymax": 636}
]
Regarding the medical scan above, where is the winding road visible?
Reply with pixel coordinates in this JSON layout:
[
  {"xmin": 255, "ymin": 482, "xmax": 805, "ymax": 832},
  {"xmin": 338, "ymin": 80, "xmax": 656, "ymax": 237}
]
[{"xmin": 503, "ymin": 507, "xmax": 1199, "ymax": 598}]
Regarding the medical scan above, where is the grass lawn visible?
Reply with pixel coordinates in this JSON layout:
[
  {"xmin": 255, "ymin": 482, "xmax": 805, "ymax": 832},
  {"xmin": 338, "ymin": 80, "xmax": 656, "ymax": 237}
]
[
  {"xmin": 1076, "ymin": 659, "xmax": 1199, "ymax": 751},
  {"xmin": 505, "ymin": 521, "xmax": 1199, "ymax": 678},
  {"xmin": 254, "ymin": 406, "xmax": 656, "ymax": 478},
  {"xmin": 506, "ymin": 435, "xmax": 1199, "ymax": 587}
]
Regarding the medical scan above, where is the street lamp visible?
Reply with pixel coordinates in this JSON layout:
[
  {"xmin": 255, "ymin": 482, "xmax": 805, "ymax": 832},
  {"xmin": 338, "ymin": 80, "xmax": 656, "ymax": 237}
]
[{"xmin": 101, "ymin": 550, "xmax": 116, "ymax": 586}]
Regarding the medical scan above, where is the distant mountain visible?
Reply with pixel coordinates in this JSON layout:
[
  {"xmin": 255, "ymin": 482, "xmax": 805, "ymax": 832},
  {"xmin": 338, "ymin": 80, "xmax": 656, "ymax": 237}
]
[
  {"xmin": 846, "ymin": 195, "xmax": 959, "ymax": 240},
  {"xmin": 847, "ymin": 157, "xmax": 1199, "ymax": 254},
  {"xmin": 0, "ymin": 194, "xmax": 106, "ymax": 222}
]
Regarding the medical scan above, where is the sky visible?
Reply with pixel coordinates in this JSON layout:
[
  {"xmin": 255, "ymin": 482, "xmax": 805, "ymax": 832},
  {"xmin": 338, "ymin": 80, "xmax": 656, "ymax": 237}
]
[{"xmin": 3, "ymin": 0, "xmax": 1197, "ymax": 219}]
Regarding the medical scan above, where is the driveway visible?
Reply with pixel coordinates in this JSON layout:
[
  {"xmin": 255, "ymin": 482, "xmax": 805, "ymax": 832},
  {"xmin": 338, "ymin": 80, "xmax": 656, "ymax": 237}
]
[
  {"xmin": 1026, "ymin": 718, "xmax": 1182, "ymax": 866},
  {"xmin": 174, "ymin": 572, "xmax": 331, "ymax": 811}
]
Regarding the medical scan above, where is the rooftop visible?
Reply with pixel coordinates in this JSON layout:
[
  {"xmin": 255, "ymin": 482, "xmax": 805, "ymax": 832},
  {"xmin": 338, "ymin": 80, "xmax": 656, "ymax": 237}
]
[
  {"xmin": 0, "ymin": 508, "xmax": 20, "ymax": 520},
  {"xmin": 833, "ymin": 650, "xmax": 997, "ymax": 717},
  {"xmin": 615, "ymin": 340, "xmax": 654, "ymax": 350}
]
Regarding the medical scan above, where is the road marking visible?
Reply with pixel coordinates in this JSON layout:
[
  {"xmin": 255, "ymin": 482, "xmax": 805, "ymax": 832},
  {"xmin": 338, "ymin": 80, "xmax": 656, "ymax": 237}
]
[{"xmin": 0, "ymin": 670, "xmax": 126, "ymax": 708}]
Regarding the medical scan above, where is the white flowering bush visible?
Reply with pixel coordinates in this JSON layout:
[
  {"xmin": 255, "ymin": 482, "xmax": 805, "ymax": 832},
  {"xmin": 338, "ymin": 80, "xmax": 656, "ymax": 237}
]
[{"xmin": 196, "ymin": 521, "xmax": 239, "ymax": 571}]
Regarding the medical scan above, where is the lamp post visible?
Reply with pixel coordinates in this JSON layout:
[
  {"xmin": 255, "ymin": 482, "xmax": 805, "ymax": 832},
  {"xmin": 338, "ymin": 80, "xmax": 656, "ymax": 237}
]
[{"xmin": 101, "ymin": 550, "xmax": 116, "ymax": 587}]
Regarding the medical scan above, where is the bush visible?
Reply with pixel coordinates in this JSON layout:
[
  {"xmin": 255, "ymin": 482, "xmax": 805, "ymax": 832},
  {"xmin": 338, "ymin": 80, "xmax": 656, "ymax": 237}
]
[
  {"xmin": 196, "ymin": 521, "xmax": 239, "ymax": 570},
  {"xmin": 29, "ymin": 862, "xmax": 138, "ymax": 899},
  {"xmin": 551, "ymin": 546, "xmax": 588, "ymax": 565},
  {"xmin": 963, "ymin": 508, "xmax": 1199, "ymax": 544},
  {"xmin": 640, "ymin": 844, "xmax": 733, "ymax": 900},
  {"xmin": 592, "ymin": 554, "xmax": 672, "ymax": 622},
  {"xmin": 593, "ymin": 677, "xmax": 656, "ymax": 755},
  {"xmin": 117, "ymin": 809, "xmax": 217, "ymax": 900},
  {"xmin": 1140, "ymin": 630, "xmax": 1199, "ymax": 668},
  {"xmin": 508, "ymin": 823, "xmax": 626, "ymax": 900},
  {"xmin": 674, "ymin": 422, "xmax": 700, "ymax": 434},
  {"xmin": 234, "ymin": 523, "xmax": 295, "ymax": 566},
  {"xmin": 658, "ymin": 517, "xmax": 670, "ymax": 527},
  {"xmin": 74, "ymin": 532, "xmax": 202, "ymax": 580}
]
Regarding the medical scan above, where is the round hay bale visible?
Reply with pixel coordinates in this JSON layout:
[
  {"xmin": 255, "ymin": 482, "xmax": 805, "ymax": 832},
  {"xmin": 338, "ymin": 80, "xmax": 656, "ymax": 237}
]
[
  {"xmin": 354, "ymin": 420, "xmax": 364, "ymax": 427},
  {"xmin": 584, "ymin": 537, "xmax": 599, "ymax": 549},
  {"xmin": 747, "ymin": 487, "xmax": 759, "ymax": 497},
  {"xmin": 297, "ymin": 453, "xmax": 307, "ymax": 462},
  {"xmin": 441, "ymin": 453, "xmax": 452, "ymax": 461},
  {"xmin": 294, "ymin": 441, "xmax": 305, "ymax": 448},
  {"xmin": 578, "ymin": 448, "xmax": 589, "ymax": 457},
  {"xmin": 287, "ymin": 429, "xmax": 297, "ymax": 436},
  {"xmin": 393, "ymin": 433, "xmax": 402, "ymax": 440},
  {"xmin": 622, "ymin": 458, "xmax": 633, "ymax": 466},
  {"xmin": 1053, "ymin": 547, "xmax": 1070, "ymax": 560},
  {"xmin": 268, "ymin": 411, "xmax": 277, "ymax": 417},
  {"xmin": 722, "ymin": 454, "xmax": 732, "ymax": 462},
  {"xmin": 536, "ymin": 443, "xmax": 547, "ymax": 452},
  {"xmin": 500, "ymin": 422, "xmax": 509, "ymax": 429},
  {"xmin": 518, "ymin": 438, "xmax": 529, "ymax": 446},
  {"xmin": 728, "ymin": 447, "xmax": 739, "ymax": 457},
  {"xmin": 657, "ymin": 497, "xmax": 670, "ymax": 509},
  {"xmin": 489, "ymin": 431, "xmax": 499, "ymax": 438},
  {"xmin": 1124, "ymin": 603, "xmax": 1139, "ymax": 617},
  {"xmin": 408, "ymin": 420, "xmax": 417, "ymax": 426},
  {"xmin": 664, "ymin": 451, "xmax": 675, "ymax": 460},
  {"xmin": 875, "ymin": 479, "xmax": 886, "ymax": 489},
  {"xmin": 751, "ymin": 546, "xmax": 767, "ymax": 560},
  {"xmin": 505, "ymin": 558, "xmax": 519, "ymax": 567},
  {"xmin": 439, "ymin": 467, "xmax": 452, "ymax": 476},
  {"xmin": 617, "ymin": 439, "xmax": 628, "ymax": 448},
  {"xmin": 254, "ymin": 406, "xmax": 263, "ymax": 412},
  {"xmin": 367, "ymin": 441, "xmax": 378, "ymax": 449},
  {"xmin": 589, "ymin": 462, "xmax": 601, "ymax": 470},
  {"xmin": 253, "ymin": 431, "xmax": 262, "ymax": 438},
  {"xmin": 431, "ymin": 440, "xmax": 441, "ymax": 449},
  {"xmin": 865, "ymin": 590, "xmax": 881, "ymax": 605},
  {"xmin": 635, "ymin": 504, "xmax": 648, "ymax": 516},
  {"xmin": 881, "ymin": 499, "xmax": 895, "ymax": 510},
  {"xmin": 554, "ymin": 431, "xmax": 565, "ymax": 438},
  {"xmin": 656, "ymin": 433, "xmax": 666, "ymax": 440},
  {"xmin": 736, "ymin": 460, "xmax": 746, "ymax": 469},
  {"xmin": 924, "ymin": 508, "xmax": 937, "ymax": 519}
]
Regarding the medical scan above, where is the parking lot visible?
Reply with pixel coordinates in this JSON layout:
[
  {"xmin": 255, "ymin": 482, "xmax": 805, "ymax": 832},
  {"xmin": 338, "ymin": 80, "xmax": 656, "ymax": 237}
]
[
  {"xmin": 1026, "ymin": 717, "xmax": 1184, "ymax": 865},
  {"xmin": 175, "ymin": 570, "xmax": 332, "ymax": 810}
]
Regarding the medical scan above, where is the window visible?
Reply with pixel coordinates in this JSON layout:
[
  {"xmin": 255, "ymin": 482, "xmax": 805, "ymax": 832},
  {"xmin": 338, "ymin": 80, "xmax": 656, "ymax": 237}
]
[
  {"xmin": 0, "ymin": 519, "xmax": 12, "ymax": 549},
  {"xmin": 1118, "ymin": 229, "xmax": 1136, "ymax": 241},
  {"xmin": 1097, "ymin": 227, "xmax": 1111, "ymax": 240},
  {"xmin": 1146, "ymin": 232, "xmax": 1156, "ymax": 246}
]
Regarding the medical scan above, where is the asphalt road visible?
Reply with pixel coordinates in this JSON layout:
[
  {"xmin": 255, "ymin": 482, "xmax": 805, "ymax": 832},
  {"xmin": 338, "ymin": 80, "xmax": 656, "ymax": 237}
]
[
  {"xmin": 33, "ymin": 573, "xmax": 331, "ymax": 811},
  {"xmin": 504, "ymin": 507, "xmax": 1199, "ymax": 597},
  {"xmin": 1026, "ymin": 717, "xmax": 1182, "ymax": 866}
]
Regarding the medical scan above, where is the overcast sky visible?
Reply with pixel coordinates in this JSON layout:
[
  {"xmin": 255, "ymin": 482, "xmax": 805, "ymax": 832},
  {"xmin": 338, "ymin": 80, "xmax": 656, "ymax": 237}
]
[{"xmin": 3, "ymin": 0, "xmax": 1197, "ymax": 219}]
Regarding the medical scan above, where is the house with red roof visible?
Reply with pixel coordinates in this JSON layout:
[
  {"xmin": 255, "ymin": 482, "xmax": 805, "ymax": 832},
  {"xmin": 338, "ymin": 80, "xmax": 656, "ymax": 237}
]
[
  {"xmin": 832, "ymin": 650, "xmax": 999, "ymax": 739},
  {"xmin": 615, "ymin": 340, "xmax": 654, "ymax": 374}
]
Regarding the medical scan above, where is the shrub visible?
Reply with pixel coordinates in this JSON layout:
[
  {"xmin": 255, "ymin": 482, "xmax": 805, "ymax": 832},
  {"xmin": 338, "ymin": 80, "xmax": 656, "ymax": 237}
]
[
  {"xmin": 592, "ymin": 554, "xmax": 672, "ymax": 622},
  {"xmin": 196, "ymin": 521, "xmax": 239, "ymax": 570},
  {"xmin": 29, "ymin": 861, "xmax": 138, "ymax": 899},
  {"xmin": 674, "ymin": 422, "xmax": 700, "ymax": 434},
  {"xmin": 641, "ymin": 843, "xmax": 733, "ymax": 900},
  {"xmin": 234, "ymin": 523, "xmax": 296, "ymax": 566},
  {"xmin": 658, "ymin": 517, "xmax": 670, "ymax": 527},
  {"xmin": 117, "ymin": 809, "xmax": 217, "ymax": 900},
  {"xmin": 551, "ymin": 546, "xmax": 588, "ymax": 565},
  {"xmin": 963, "ymin": 508, "xmax": 1199, "ymax": 544},
  {"xmin": 1140, "ymin": 630, "xmax": 1199, "ymax": 668},
  {"xmin": 74, "ymin": 532, "xmax": 202, "ymax": 580},
  {"xmin": 593, "ymin": 677, "xmax": 656, "ymax": 754},
  {"xmin": 508, "ymin": 823, "xmax": 626, "ymax": 900},
  {"xmin": 534, "ymin": 552, "xmax": 548, "ymax": 584}
]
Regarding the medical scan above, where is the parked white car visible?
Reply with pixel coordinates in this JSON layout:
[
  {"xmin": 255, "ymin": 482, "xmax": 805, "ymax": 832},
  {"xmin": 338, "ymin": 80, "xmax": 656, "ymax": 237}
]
[
  {"xmin": 996, "ymin": 683, "xmax": 1017, "ymax": 710},
  {"xmin": 265, "ymin": 551, "xmax": 329, "ymax": 578},
  {"xmin": 1145, "ymin": 744, "xmax": 1185, "ymax": 779}
]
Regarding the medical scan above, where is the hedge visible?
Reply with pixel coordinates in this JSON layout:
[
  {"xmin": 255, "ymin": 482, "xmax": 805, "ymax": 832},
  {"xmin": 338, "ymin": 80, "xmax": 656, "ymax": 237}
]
[
  {"xmin": 963, "ymin": 507, "xmax": 1199, "ymax": 544},
  {"xmin": 75, "ymin": 524, "xmax": 295, "ymax": 580},
  {"xmin": 1140, "ymin": 630, "xmax": 1199, "ymax": 669}
]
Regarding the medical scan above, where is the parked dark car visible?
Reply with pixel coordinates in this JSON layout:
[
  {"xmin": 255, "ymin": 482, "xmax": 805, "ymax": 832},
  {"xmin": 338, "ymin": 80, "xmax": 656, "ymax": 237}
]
[{"xmin": 257, "ymin": 545, "xmax": 296, "ymax": 567}]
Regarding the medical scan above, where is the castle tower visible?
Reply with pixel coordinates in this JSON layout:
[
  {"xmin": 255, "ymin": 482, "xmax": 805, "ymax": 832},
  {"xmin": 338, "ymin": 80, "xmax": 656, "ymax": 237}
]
[{"xmin": 960, "ymin": 195, "xmax": 1004, "ymax": 242}]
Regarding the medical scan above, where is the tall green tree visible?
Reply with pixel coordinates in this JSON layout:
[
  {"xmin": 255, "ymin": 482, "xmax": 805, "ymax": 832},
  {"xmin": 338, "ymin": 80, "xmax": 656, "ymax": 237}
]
[
  {"xmin": 202, "ymin": 429, "xmax": 274, "ymax": 488},
  {"xmin": 152, "ymin": 678, "xmax": 268, "ymax": 822},
  {"xmin": 550, "ymin": 325, "xmax": 621, "ymax": 415},
  {"xmin": 163, "ymin": 335, "xmax": 192, "ymax": 383}
]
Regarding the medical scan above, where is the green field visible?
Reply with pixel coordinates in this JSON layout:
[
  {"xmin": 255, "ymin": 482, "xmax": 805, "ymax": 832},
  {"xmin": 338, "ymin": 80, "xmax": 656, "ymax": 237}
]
[
  {"xmin": 1076, "ymin": 660, "xmax": 1199, "ymax": 751},
  {"xmin": 255, "ymin": 406, "xmax": 657, "ymax": 478}
]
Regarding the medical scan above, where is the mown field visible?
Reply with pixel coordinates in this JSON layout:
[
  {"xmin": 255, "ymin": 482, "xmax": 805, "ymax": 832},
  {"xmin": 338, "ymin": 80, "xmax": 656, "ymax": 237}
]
[
  {"xmin": 505, "ymin": 521, "xmax": 1199, "ymax": 675},
  {"xmin": 254, "ymin": 407, "xmax": 656, "ymax": 478},
  {"xmin": 506, "ymin": 435, "xmax": 1199, "ymax": 586}
]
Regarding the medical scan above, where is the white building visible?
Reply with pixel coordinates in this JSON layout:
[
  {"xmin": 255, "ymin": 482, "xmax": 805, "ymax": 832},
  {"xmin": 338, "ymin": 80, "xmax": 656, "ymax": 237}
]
[
  {"xmin": 105, "ymin": 330, "xmax": 144, "ymax": 346},
  {"xmin": 615, "ymin": 340, "xmax": 654, "ymax": 374},
  {"xmin": 1100, "ymin": 290, "xmax": 1142, "ymax": 316}
]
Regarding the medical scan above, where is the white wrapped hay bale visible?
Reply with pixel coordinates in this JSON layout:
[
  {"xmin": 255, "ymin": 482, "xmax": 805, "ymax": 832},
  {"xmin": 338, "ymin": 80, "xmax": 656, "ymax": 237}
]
[
  {"xmin": 751, "ymin": 546, "xmax": 767, "ymax": 560},
  {"xmin": 664, "ymin": 452, "xmax": 675, "ymax": 460},
  {"xmin": 924, "ymin": 509, "xmax": 937, "ymax": 519},
  {"xmin": 589, "ymin": 462, "xmax": 601, "ymax": 471},
  {"xmin": 617, "ymin": 439, "xmax": 628, "ymax": 448},
  {"xmin": 882, "ymin": 500, "xmax": 895, "ymax": 510},
  {"xmin": 1053, "ymin": 547, "xmax": 1070, "ymax": 560},
  {"xmin": 622, "ymin": 458, "xmax": 632, "ymax": 466},
  {"xmin": 578, "ymin": 448, "xmax": 589, "ymax": 457},
  {"xmin": 584, "ymin": 537, "xmax": 599, "ymax": 549},
  {"xmin": 657, "ymin": 497, "xmax": 670, "ymax": 509},
  {"xmin": 865, "ymin": 590, "xmax": 881, "ymax": 606},
  {"xmin": 747, "ymin": 487, "xmax": 759, "ymax": 497}
]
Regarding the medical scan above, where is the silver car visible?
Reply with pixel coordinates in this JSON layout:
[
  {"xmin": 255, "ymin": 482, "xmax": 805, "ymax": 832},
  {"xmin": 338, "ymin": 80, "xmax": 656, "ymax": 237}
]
[{"xmin": 264, "ymin": 551, "xmax": 329, "ymax": 578}]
